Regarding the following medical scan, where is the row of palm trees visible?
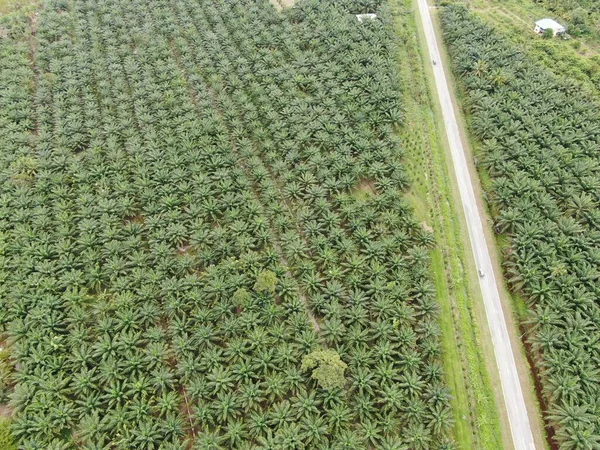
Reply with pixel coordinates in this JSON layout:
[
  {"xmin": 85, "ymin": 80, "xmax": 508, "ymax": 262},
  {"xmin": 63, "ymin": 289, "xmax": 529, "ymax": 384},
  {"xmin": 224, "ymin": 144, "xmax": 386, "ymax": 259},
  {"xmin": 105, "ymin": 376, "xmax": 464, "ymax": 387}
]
[
  {"xmin": 441, "ymin": 6, "xmax": 600, "ymax": 449},
  {"xmin": 158, "ymin": 0, "xmax": 451, "ymax": 447},
  {"xmin": 0, "ymin": 0, "xmax": 453, "ymax": 449}
]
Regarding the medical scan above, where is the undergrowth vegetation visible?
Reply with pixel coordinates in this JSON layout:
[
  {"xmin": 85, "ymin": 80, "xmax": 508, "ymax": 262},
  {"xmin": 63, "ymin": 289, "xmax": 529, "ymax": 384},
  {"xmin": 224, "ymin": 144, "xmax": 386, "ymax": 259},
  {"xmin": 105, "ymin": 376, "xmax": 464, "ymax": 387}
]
[
  {"xmin": 0, "ymin": 0, "xmax": 454, "ymax": 448},
  {"xmin": 441, "ymin": 6, "xmax": 600, "ymax": 449}
]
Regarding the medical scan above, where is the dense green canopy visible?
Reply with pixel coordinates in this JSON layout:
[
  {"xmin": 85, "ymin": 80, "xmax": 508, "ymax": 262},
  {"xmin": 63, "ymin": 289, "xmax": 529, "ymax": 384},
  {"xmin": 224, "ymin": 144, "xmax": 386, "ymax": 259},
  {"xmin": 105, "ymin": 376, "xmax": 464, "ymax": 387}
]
[{"xmin": 0, "ymin": 0, "xmax": 453, "ymax": 448}]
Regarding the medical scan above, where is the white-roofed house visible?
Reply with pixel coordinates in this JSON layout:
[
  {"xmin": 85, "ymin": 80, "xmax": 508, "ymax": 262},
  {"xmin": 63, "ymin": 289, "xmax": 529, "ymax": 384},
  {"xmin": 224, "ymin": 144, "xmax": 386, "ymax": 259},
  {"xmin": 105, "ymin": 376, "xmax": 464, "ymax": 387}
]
[{"xmin": 534, "ymin": 18, "xmax": 566, "ymax": 36}]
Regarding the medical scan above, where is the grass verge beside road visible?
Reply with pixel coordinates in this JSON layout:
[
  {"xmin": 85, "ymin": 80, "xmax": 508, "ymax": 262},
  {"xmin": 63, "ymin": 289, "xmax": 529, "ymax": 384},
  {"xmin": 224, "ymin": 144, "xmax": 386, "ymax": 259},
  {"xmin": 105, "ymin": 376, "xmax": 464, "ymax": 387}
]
[{"xmin": 391, "ymin": 1, "xmax": 504, "ymax": 448}]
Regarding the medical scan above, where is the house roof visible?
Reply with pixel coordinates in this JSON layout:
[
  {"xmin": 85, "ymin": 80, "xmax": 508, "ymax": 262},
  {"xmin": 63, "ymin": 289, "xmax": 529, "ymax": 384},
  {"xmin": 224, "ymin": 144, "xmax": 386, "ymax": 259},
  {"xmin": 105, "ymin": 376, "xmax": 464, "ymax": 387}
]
[{"xmin": 535, "ymin": 18, "xmax": 565, "ymax": 31}]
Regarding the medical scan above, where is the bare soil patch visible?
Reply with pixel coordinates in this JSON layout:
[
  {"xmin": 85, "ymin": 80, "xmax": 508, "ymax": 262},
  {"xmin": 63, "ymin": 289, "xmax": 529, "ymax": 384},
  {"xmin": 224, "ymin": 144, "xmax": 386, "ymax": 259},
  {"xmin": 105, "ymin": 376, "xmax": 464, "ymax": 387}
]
[
  {"xmin": 177, "ymin": 243, "xmax": 192, "ymax": 254},
  {"xmin": 358, "ymin": 178, "xmax": 376, "ymax": 194},
  {"xmin": 352, "ymin": 178, "xmax": 377, "ymax": 200},
  {"xmin": 0, "ymin": 405, "xmax": 12, "ymax": 418},
  {"xmin": 269, "ymin": 0, "xmax": 295, "ymax": 12},
  {"xmin": 124, "ymin": 214, "xmax": 144, "ymax": 225},
  {"xmin": 421, "ymin": 221, "xmax": 433, "ymax": 233}
]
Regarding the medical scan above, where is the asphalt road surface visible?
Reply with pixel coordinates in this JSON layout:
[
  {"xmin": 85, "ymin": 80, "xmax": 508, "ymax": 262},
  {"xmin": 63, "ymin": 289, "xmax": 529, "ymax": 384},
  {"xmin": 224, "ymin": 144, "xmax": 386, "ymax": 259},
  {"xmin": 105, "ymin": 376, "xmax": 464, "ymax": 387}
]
[{"xmin": 415, "ymin": 1, "xmax": 537, "ymax": 448}]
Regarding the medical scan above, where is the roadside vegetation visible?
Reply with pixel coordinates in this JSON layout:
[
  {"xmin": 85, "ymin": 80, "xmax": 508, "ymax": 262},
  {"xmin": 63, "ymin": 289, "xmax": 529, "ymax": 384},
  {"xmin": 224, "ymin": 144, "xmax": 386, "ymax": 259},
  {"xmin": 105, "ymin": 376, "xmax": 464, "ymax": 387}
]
[
  {"xmin": 0, "ymin": 0, "xmax": 457, "ymax": 448},
  {"xmin": 441, "ymin": 5, "xmax": 600, "ymax": 449}
]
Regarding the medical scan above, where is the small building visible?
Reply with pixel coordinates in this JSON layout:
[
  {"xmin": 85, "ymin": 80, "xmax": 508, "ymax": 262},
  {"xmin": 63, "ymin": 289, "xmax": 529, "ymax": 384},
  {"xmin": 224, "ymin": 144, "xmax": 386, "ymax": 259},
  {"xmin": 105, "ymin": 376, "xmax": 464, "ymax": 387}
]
[
  {"xmin": 534, "ymin": 18, "xmax": 566, "ymax": 36},
  {"xmin": 356, "ymin": 13, "xmax": 377, "ymax": 23}
]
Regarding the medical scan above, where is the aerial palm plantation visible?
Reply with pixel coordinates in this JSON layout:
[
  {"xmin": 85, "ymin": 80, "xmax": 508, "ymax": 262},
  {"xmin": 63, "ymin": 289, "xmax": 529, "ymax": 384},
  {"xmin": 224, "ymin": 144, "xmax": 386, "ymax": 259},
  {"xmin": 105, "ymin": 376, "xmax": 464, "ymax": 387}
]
[
  {"xmin": 0, "ymin": 0, "xmax": 454, "ymax": 448},
  {"xmin": 441, "ymin": 6, "xmax": 600, "ymax": 449}
]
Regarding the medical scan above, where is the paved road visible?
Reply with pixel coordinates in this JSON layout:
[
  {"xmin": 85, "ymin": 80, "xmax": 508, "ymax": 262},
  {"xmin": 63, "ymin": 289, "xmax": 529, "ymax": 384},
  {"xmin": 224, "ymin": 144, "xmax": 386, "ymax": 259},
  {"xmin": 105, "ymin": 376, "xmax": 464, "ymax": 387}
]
[{"xmin": 415, "ymin": 1, "xmax": 537, "ymax": 449}]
